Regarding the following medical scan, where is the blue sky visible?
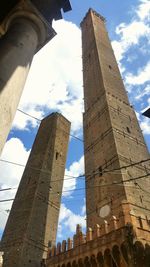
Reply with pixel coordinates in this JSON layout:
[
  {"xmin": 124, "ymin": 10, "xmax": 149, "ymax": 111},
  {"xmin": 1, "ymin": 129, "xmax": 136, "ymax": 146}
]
[{"xmin": 0, "ymin": 0, "xmax": 150, "ymax": 243}]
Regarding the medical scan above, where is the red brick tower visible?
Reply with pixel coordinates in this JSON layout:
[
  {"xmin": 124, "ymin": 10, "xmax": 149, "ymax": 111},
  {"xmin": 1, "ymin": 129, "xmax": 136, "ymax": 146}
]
[
  {"xmin": 0, "ymin": 113, "xmax": 70, "ymax": 267},
  {"xmin": 46, "ymin": 10, "xmax": 150, "ymax": 267},
  {"xmin": 81, "ymin": 9, "xmax": 150, "ymax": 238}
]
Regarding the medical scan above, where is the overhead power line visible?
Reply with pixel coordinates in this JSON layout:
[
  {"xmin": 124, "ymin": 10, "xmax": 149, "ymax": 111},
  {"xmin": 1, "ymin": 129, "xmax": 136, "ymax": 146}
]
[
  {"xmin": 0, "ymin": 157, "xmax": 149, "ymax": 184},
  {"xmin": 0, "ymin": 158, "xmax": 149, "ymax": 198},
  {"xmin": 0, "ymin": 198, "xmax": 14, "ymax": 203},
  {"xmin": 1, "ymin": 172, "xmax": 150, "ymax": 203},
  {"xmin": 17, "ymin": 108, "xmax": 83, "ymax": 142},
  {"xmin": 0, "ymin": 187, "xmax": 17, "ymax": 192},
  {"xmin": 0, "ymin": 157, "xmax": 149, "ymax": 203},
  {"xmin": 17, "ymin": 109, "xmax": 41, "ymax": 122}
]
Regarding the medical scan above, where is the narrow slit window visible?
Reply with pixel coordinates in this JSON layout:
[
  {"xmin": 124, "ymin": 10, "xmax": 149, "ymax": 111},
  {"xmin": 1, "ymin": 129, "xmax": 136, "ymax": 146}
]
[
  {"xmin": 138, "ymin": 216, "xmax": 143, "ymax": 228},
  {"xmin": 56, "ymin": 152, "xmax": 59, "ymax": 160},
  {"xmin": 126, "ymin": 127, "xmax": 131, "ymax": 133}
]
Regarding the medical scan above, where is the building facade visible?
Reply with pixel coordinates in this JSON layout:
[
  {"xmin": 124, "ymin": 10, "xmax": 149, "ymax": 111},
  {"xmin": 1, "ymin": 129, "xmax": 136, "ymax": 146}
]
[
  {"xmin": 82, "ymin": 9, "xmax": 150, "ymax": 230},
  {"xmin": 0, "ymin": 0, "xmax": 71, "ymax": 156},
  {"xmin": 0, "ymin": 113, "xmax": 70, "ymax": 267},
  {"xmin": 46, "ymin": 9, "xmax": 150, "ymax": 267}
]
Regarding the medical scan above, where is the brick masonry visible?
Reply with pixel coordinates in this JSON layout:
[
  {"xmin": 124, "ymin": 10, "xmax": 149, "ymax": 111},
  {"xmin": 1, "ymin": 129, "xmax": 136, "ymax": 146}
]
[
  {"xmin": 0, "ymin": 113, "xmax": 70, "ymax": 267},
  {"xmin": 47, "ymin": 9, "xmax": 150, "ymax": 267},
  {"xmin": 81, "ymin": 9, "xmax": 150, "ymax": 230}
]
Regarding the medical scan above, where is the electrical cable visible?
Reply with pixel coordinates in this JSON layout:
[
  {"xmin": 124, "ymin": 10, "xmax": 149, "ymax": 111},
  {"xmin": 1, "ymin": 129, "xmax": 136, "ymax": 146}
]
[
  {"xmin": 17, "ymin": 109, "xmax": 41, "ymax": 122},
  {"xmin": 135, "ymin": 182, "xmax": 150, "ymax": 196},
  {"xmin": 0, "ymin": 158, "xmax": 149, "ymax": 186},
  {"xmin": 17, "ymin": 108, "xmax": 83, "ymax": 142},
  {"xmin": 0, "ymin": 198, "xmax": 14, "ymax": 203},
  {"xmin": 0, "ymin": 158, "xmax": 84, "ymax": 180},
  {"xmin": 1, "ymin": 172, "xmax": 150, "ymax": 202},
  {"xmin": 0, "ymin": 187, "xmax": 17, "ymax": 192}
]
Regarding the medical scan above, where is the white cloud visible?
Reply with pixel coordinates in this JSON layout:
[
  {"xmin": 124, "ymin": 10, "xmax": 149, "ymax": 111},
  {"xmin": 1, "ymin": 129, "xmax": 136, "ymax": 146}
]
[
  {"xmin": 135, "ymin": 111, "xmax": 141, "ymax": 121},
  {"xmin": 0, "ymin": 138, "xmax": 30, "ymax": 187},
  {"xmin": 13, "ymin": 109, "xmax": 42, "ymax": 130},
  {"xmin": 63, "ymin": 156, "xmax": 84, "ymax": 197},
  {"xmin": 0, "ymin": 139, "xmax": 85, "ymax": 232},
  {"xmin": 136, "ymin": 0, "xmax": 150, "ymax": 21},
  {"xmin": 111, "ymin": 0, "xmax": 150, "ymax": 125},
  {"xmin": 12, "ymin": 19, "xmax": 83, "ymax": 135},
  {"xmin": 135, "ymin": 85, "xmax": 150, "ymax": 100},
  {"xmin": 112, "ymin": 0, "xmax": 150, "ymax": 71},
  {"xmin": 116, "ymin": 21, "xmax": 149, "ymax": 45},
  {"xmin": 126, "ymin": 61, "xmax": 150, "ymax": 85},
  {"xmin": 58, "ymin": 203, "xmax": 86, "ymax": 237},
  {"xmin": 135, "ymin": 111, "xmax": 150, "ymax": 135},
  {"xmin": 0, "ymin": 138, "xmax": 30, "ymax": 231},
  {"xmin": 140, "ymin": 117, "xmax": 150, "ymax": 135}
]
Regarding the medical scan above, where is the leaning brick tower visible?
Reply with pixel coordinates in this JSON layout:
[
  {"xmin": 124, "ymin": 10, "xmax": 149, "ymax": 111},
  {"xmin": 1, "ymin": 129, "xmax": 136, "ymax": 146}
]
[
  {"xmin": 0, "ymin": 113, "xmax": 70, "ymax": 267},
  {"xmin": 46, "ymin": 9, "xmax": 150, "ymax": 267},
  {"xmin": 81, "ymin": 9, "xmax": 150, "ymax": 236}
]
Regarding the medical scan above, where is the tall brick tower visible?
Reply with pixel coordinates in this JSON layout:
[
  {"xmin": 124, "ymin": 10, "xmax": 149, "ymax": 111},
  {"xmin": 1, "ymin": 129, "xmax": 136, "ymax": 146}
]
[
  {"xmin": 46, "ymin": 10, "xmax": 150, "ymax": 267},
  {"xmin": 81, "ymin": 9, "xmax": 150, "ymax": 236},
  {"xmin": 0, "ymin": 113, "xmax": 70, "ymax": 267}
]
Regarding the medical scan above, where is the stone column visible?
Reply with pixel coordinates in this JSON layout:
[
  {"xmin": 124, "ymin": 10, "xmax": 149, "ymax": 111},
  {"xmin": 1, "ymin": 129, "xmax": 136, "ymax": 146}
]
[{"xmin": 0, "ymin": 16, "xmax": 45, "ymax": 156}]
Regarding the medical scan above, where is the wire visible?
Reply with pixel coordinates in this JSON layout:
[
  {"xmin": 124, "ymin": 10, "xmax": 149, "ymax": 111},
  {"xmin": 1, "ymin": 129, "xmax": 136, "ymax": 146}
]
[
  {"xmin": 0, "ymin": 198, "xmax": 14, "ymax": 202},
  {"xmin": 17, "ymin": 108, "xmax": 83, "ymax": 142},
  {"xmin": 0, "ymin": 187, "xmax": 17, "ymax": 192},
  {"xmin": 135, "ymin": 182, "xmax": 150, "ymax": 196},
  {"xmin": 0, "ymin": 158, "xmax": 149, "ymax": 199},
  {"xmin": 103, "ymin": 158, "xmax": 150, "ymax": 174},
  {"xmin": 85, "ymin": 158, "xmax": 150, "ymax": 179},
  {"xmin": 0, "ymin": 208, "xmax": 9, "ymax": 216},
  {"xmin": 85, "ymin": 188, "xmax": 150, "ymax": 219},
  {"xmin": 0, "ymin": 158, "xmax": 149, "ymax": 186},
  {"xmin": 1, "ymin": 173, "xmax": 150, "ymax": 203},
  {"xmin": 0, "ymin": 158, "xmax": 25, "ymax": 167},
  {"xmin": 17, "ymin": 109, "xmax": 41, "ymax": 122},
  {"xmin": 69, "ymin": 133, "xmax": 83, "ymax": 142},
  {"xmin": 116, "ymin": 172, "xmax": 150, "ymax": 184},
  {"xmin": 0, "ymin": 158, "xmax": 84, "ymax": 180}
]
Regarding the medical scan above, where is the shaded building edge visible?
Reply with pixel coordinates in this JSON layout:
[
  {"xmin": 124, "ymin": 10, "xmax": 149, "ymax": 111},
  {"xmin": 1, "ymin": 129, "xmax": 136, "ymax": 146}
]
[
  {"xmin": 0, "ymin": 0, "xmax": 72, "ymax": 49},
  {"xmin": 0, "ymin": 0, "xmax": 72, "ymax": 157},
  {"xmin": 142, "ymin": 108, "xmax": 150, "ymax": 119}
]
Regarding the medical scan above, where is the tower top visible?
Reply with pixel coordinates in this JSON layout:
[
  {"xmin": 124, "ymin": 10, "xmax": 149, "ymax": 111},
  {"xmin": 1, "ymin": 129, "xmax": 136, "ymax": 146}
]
[
  {"xmin": 80, "ymin": 8, "xmax": 106, "ymax": 27},
  {"xmin": 41, "ymin": 112, "xmax": 71, "ymax": 125}
]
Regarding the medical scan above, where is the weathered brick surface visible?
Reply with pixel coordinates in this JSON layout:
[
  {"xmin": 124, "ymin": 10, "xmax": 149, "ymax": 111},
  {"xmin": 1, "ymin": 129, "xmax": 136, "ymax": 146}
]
[
  {"xmin": 0, "ymin": 113, "xmax": 70, "ymax": 267},
  {"xmin": 47, "ymin": 222, "xmax": 150, "ymax": 267},
  {"xmin": 81, "ymin": 9, "xmax": 150, "ymax": 229},
  {"xmin": 2, "ymin": 7, "xmax": 150, "ymax": 267},
  {"xmin": 46, "ymin": 9, "xmax": 150, "ymax": 267}
]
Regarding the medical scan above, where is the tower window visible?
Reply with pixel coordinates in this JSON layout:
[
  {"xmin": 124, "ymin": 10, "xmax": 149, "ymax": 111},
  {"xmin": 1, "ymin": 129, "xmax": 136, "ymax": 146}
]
[
  {"xmin": 108, "ymin": 65, "xmax": 112, "ymax": 69},
  {"xmin": 99, "ymin": 166, "xmax": 102, "ymax": 176},
  {"xmin": 138, "ymin": 216, "xmax": 143, "ymax": 228},
  {"xmin": 56, "ymin": 152, "xmax": 59, "ymax": 160},
  {"xmin": 126, "ymin": 127, "xmax": 131, "ymax": 133}
]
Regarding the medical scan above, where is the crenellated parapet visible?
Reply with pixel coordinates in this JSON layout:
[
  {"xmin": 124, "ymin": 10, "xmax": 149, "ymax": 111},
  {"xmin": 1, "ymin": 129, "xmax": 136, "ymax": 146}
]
[
  {"xmin": 46, "ymin": 219, "xmax": 150, "ymax": 267},
  {"xmin": 48, "ymin": 213, "xmax": 150, "ymax": 260},
  {"xmin": 48, "ymin": 217, "xmax": 120, "ymax": 257}
]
